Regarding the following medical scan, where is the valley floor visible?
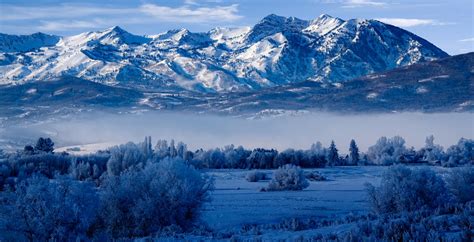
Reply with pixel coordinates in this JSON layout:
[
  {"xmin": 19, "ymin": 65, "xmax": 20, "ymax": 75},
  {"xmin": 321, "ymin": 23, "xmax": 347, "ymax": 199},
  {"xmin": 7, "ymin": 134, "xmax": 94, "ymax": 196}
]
[{"xmin": 203, "ymin": 166, "xmax": 385, "ymax": 231}]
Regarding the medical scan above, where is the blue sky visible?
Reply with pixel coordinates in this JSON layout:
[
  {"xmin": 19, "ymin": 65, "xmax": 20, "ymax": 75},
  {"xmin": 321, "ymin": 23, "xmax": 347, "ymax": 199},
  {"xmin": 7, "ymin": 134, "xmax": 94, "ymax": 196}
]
[{"xmin": 0, "ymin": 0, "xmax": 472, "ymax": 54}]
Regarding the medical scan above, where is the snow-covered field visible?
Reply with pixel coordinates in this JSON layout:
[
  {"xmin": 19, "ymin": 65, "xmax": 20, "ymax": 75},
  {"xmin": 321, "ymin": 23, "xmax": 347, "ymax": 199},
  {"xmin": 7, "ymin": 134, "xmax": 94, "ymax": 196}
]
[{"xmin": 203, "ymin": 166, "xmax": 385, "ymax": 231}]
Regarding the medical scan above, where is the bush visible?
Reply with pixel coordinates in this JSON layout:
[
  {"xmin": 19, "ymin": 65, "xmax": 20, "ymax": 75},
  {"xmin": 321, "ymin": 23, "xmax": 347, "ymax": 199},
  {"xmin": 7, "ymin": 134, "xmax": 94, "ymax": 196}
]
[
  {"xmin": 99, "ymin": 158, "xmax": 213, "ymax": 238},
  {"xmin": 304, "ymin": 171, "xmax": 327, "ymax": 181},
  {"xmin": 445, "ymin": 166, "xmax": 474, "ymax": 203},
  {"xmin": 246, "ymin": 170, "xmax": 267, "ymax": 182},
  {"xmin": 1, "ymin": 176, "xmax": 99, "ymax": 241},
  {"xmin": 365, "ymin": 165, "xmax": 451, "ymax": 213},
  {"xmin": 266, "ymin": 164, "xmax": 309, "ymax": 191}
]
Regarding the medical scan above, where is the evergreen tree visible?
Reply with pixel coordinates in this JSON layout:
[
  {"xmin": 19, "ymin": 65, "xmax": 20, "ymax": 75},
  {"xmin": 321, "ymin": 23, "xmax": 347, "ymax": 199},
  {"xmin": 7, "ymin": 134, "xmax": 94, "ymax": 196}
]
[
  {"xmin": 23, "ymin": 145, "xmax": 34, "ymax": 155},
  {"xmin": 34, "ymin": 137, "xmax": 54, "ymax": 153},
  {"xmin": 327, "ymin": 141, "xmax": 339, "ymax": 166},
  {"xmin": 349, "ymin": 139, "xmax": 360, "ymax": 165}
]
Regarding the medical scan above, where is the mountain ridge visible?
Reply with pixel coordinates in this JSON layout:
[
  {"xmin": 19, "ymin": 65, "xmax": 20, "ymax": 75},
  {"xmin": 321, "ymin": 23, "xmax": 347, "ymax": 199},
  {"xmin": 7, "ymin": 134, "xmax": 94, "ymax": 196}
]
[
  {"xmin": 0, "ymin": 14, "xmax": 448, "ymax": 92},
  {"xmin": 0, "ymin": 52, "xmax": 471, "ymax": 123}
]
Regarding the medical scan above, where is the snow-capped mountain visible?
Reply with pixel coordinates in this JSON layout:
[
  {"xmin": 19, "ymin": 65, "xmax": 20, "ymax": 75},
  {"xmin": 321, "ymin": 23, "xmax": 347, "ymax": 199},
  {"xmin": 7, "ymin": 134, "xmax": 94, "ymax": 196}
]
[
  {"xmin": 0, "ymin": 14, "xmax": 448, "ymax": 92},
  {"xmin": 1, "ymin": 53, "xmax": 471, "ymax": 123}
]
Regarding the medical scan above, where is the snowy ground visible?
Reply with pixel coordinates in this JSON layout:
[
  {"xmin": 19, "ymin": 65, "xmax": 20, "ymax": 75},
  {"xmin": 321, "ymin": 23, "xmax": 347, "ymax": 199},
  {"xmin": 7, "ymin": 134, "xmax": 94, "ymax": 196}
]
[{"xmin": 202, "ymin": 166, "xmax": 385, "ymax": 231}]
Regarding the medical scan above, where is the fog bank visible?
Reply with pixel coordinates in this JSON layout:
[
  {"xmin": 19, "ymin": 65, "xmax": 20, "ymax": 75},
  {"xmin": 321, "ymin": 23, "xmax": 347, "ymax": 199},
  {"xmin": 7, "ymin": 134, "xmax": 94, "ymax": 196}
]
[{"xmin": 2, "ymin": 112, "xmax": 473, "ymax": 153}]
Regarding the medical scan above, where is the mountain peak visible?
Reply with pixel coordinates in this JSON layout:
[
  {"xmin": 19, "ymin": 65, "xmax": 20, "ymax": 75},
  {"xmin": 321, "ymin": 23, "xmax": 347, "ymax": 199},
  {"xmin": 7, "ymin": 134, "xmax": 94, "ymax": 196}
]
[
  {"xmin": 97, "ymin": 26, "xmax": 150, "ymax": 45},
  {"xmin": 104, "ymin": 26, "xmax": 127, "ymax": 35},
  {"xmin": 317, "ymin": 14, "xmax": 335, "ymax": 20},
  {"xmin": 303, "ymin": 14, "xmax": 345, "ymax": 36},
  {"xmin": 246, "ymin": 14, "xmax": 308, "ymax": 42},
  {"xmin": 261, "ymin": 14, "xmax": 286, "ymax": 22}
]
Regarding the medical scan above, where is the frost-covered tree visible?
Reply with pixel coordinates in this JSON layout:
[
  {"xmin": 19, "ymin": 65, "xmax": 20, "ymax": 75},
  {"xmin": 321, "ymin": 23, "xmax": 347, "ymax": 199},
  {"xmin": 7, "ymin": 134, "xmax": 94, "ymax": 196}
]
[
  {"xmin": 169, "ymin": 139, "xmax": 177, "ymax": 157},
  {"xmin": 13, "ymin": 153, "xmax": 71, "ymax": 180},
  {"xmin": 1, "ymin": 176, "xmax": 99, "ymax": 241},
  {"xmin": 34, "ymin": 137, "xmax": 55, "ymax": 153},
  {"xmin": 367, "ymin": 136, "xmax": 407, "ymax": 165},
  {"xmin": 107, "ymin": 142, "xmax": 148, "ymax": 176},
  {"xmin": 445, "ymin": 166, "xmax": 474, "ymax": 203},
  {"xmin": 141, "ymin": 136, "xmax": 153, "ymax": 158},
  {"xmin": 223, "ymin": 145, "xmax": 250, "ymax": 169},
  {"xmin": 444, "ymin": 138, "xmax": 473, "ymax": 166},
  {"xmin": 308, "ymin": 142, "xmax": 327, "ymax": 167},
  {"xmin": 69, "ymin": 160, "xmax": 92, "ymax": 181},
  {"xmin": 310, "ymin": 142, "xmax": 326, "ymax": 156},
  {"xmin": 266, "ymin": 164, "xmax": 309, "ymax": 191},
  {"xmin": 348, "ymin": 139, "xmax": 359, "ymax": 165},
  {"xmin": 99, "ymin": 158, "xmax": 212, "ymax": 238},
  {"xmin": 422, "ymin": 135, "xmax": 444, "ymax": 164},
  {"xmin": 0, "ymin": 158, "xmax": 12, "ymax": 190},
  {"xmin": 246, "ymin": 148, "xmax": 278, "ymax": 169},
  {"xmin": 365, "ymin": 165, "xmax": 451, "ymax": 213},
  {"xmin": 154, "ymin": 139, "xmax": 169, "ymax": 158},
  {"xmin": 326, "ymin": 141, "xmax": 339, "ymax": 166},
  {"xmin": 176, "ymin": 141, "xmax": 187, "ymax": 160}
]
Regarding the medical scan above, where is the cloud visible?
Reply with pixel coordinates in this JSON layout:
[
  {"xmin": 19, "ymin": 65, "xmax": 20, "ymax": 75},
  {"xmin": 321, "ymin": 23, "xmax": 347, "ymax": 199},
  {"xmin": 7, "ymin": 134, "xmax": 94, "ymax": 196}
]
[
  {"xmin": 139, "ymin": 4, "xmax": 242, "ymax": 23},
  {"xmin": 0, "ymin": 2, "xmax": 242, "ymax": 31},
  {"xmin": 184, "ymin": 0, "xmax": 199, "ymax": 5},
  {"xmin": 459, "ymin": 37, "xmax": 474, "ymax": 42},
  {"xmin": 375, "ymin": 18, "xmax": 450, "ymax": 27},
  {"xmin": 342, "ymin": 0, "xmax": 387, "ymax": 8},
  {"xmin": 0, "ymin": 4, "xmax": 132, "ymax": 21},
  {"xmin": 38, "ymin": 19, "xmax": 115, "ymax": 31}
]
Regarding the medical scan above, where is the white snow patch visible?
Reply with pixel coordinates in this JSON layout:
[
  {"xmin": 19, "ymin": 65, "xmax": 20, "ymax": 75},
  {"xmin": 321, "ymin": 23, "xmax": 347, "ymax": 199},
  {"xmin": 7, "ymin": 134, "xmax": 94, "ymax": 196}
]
[
  {"xmin": 418, "ymin": 75, "xmax": 449, "ymax": 83},
  {"xmin": 26, "ymin": 88, "xmax": 37, "ymax": 94},
  {"xmin": 333, "ymin": 82, "xmax": 343, "ymax": 88},
  {"xmin": 416, "ymin": 86, "xmax": 429, "ymax": 94},
  {"xmin": 366, "ymin": 92, "xmax": 378, "ymax": 99}
]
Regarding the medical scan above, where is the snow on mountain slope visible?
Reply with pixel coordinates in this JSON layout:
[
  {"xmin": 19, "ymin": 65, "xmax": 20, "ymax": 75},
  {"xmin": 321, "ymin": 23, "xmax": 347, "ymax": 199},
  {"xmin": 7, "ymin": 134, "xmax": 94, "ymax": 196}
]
[
  {"xmin": 0, "ymin": 14, "xmax": 449, "ymax": 91},
  {"xmin": 0, "ymin": 53, "xmax": 471, "ymax": 123},
  {"xmin": 0, "ymin": 32, "xmax": 60, "ymax": 53}
]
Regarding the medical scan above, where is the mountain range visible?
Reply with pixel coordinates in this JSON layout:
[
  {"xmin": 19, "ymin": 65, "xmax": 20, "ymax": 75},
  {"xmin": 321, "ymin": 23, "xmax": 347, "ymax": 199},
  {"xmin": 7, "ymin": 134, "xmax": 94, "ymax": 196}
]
[
  {"xmin": 0, "ymin": 14, "xmax": 448, "ymax": 92},
  {"xmin": 0, "ymin": 52, "xmax": 472, "ymax": 122},
  {"xmin": 0, "ymin": 14, "xmax": 471, "ymax": 122}
]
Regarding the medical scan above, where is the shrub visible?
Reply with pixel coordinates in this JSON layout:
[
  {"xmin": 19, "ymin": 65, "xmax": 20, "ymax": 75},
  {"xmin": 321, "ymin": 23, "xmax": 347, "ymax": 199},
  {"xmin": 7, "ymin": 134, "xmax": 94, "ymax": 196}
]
[
  {"xmin": 365, "ymin": 165, "xmax": 451, "ymax": 213},
  {"xmin": 246, "ymin": 170, "xmax": 267, "ymax": 182},
  {"xmin": 1, "ymin": 176, "xmax": 99, "ymax": 241},
  {"xmin": 445, "ymin": 166, "xmax": 474, "ymax": 203},
  {"xmin": 266, "ymin": 164, "xmax": 309, "ymax": 191},
  {"xmin": 99, "ymin": 158, "xmax": 213, "ymax": 238},
  {"xmin": 304, "ymin": 171, "xmax": 327, "ymax": 181}
]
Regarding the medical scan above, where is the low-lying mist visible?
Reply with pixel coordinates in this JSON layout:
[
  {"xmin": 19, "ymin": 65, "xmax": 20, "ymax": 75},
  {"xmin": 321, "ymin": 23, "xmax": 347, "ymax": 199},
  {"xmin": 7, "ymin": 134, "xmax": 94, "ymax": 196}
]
[{"xmin": 1, "ymin": 111, "xmax": 473, "ymax": 152}]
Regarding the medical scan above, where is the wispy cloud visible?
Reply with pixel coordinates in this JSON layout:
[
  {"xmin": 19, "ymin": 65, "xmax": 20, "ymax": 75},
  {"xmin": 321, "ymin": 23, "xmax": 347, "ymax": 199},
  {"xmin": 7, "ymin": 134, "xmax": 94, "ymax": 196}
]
[
  {"xmin": 184, "ymin": 0, "xmax": 199, "ymax": 5},
  {"xmin": 0, "ymin": 2, "xmax": 242, "ymax": 31},
  {"xmin": 342, "ymin": 0, "xmax": 387, "ymax": 8},
  {"xmin": 139, "ymin": 4, "xmax": 242, "ymax": 23},
  {"xmin": 459, "ymin": 37, "xmax": 474, "ymax": 42},
  {"xmin": 184, "ymin": 0, "xmax": 224, "ymax": 5},
  {"xmin": 0, "ymin": 4, "xmax": 132, "ymax": 21},
  {"xmin": 376, "ymin": 18, "xmax": 451, "ymax": 27},
  {"xmin": 39, "ymin": 20, "xmax": 104, "ymax": 31}
]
